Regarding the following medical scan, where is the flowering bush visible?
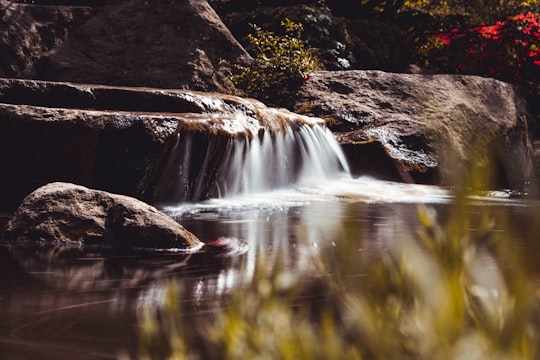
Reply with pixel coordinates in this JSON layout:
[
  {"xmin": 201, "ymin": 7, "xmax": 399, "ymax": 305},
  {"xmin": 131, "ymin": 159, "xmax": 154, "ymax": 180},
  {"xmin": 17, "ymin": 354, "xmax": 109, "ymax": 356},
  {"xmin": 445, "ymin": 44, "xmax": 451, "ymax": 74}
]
[{"xmin": 423, "ymin": 12, "xmax": 540, "ymax": 96}]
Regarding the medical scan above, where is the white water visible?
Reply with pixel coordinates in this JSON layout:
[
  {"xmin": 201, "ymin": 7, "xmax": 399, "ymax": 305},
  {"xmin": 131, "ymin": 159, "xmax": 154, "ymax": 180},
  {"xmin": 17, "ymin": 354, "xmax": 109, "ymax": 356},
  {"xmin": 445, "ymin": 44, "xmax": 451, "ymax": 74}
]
[
  {"xmin": 164, "ymin": 176, "xmax": 453, "ymax": 217},
  {"xmin": 154, "ymin": 123, "xmax": 350, "ymax": 204},
  {"xmin": 219, "ymin": 125, "xmax": 350, "ymax": 196}
]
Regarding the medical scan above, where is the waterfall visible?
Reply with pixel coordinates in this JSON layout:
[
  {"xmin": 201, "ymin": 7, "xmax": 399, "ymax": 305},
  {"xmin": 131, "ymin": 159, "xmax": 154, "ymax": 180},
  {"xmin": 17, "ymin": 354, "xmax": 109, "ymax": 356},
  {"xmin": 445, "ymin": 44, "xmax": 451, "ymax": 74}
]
[
  {"xmin": 218, "ymin": 124, "xmax": 350, "ymax": 197},
  {"xmin": 147, "ymin": 96, "xmax": 350, "ymax": 204}
]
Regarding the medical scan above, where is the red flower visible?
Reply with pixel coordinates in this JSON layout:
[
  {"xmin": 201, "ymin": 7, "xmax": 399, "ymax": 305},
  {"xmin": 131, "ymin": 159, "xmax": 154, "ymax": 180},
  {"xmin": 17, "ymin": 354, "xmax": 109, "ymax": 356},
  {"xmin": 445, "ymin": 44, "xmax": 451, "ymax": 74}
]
[{"xmin": 427, "ymin": 12, "xmax": 540, "ymax": 92}]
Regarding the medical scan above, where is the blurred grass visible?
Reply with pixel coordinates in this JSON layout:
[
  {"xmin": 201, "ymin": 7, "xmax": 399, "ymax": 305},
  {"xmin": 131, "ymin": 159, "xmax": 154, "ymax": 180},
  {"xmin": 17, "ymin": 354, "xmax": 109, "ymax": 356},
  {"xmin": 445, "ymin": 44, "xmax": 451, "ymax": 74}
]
[{"xmin": 135, "ymin": 161, "xmax": 539, "ymax": 359}]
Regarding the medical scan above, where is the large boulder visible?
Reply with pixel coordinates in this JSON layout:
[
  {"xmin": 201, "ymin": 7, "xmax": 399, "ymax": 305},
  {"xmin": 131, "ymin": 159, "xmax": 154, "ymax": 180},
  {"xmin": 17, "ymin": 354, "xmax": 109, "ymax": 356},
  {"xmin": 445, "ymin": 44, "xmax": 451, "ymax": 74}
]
[
  {"xmin": 0, "ymin": 0, "xmax": 250, "ymax": 91},
  {"xmin": 295, "ymin": 70, "xmax": 535, "ymax": 190},
  {"xmin": 28, "ymin": 0, "xmax": 250, "ymax": 92},
  {"xmin": 2, "ymin": 182, "xmax": 203, "ymax": 251}
]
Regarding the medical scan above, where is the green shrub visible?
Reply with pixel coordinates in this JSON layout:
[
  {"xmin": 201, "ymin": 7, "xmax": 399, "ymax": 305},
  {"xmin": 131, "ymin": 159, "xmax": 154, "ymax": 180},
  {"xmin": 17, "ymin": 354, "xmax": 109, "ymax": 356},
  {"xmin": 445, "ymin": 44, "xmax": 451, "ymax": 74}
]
[{"xmin": 228, "ymin": 18, "xmax": 320, "ymax": 105}]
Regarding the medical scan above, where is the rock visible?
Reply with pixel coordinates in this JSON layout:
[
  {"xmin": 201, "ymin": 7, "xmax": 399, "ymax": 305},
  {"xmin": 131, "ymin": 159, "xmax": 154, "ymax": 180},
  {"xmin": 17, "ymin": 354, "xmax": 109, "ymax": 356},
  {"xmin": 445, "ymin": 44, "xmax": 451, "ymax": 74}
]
[
  {"xmin": 295, "ymin": 70, "xmax": 535, "ymax": 190},
  {"xmin": 28, "ymin": 0, "xmax": 250, "ymax": 92},
  {"xmin": 2, "ymin": 182, "xmax": 203, "ymax": 251},
  {"xmin": 0, "ymin": 98, "xmax": 178, "ymax": 211},
  {"xmin": 0, "ymin": 78, "xmax": 323, "ymax": 211},
  {"xmin": 0, "ymin": 0, "xmax": 97, "ymax": 77}
]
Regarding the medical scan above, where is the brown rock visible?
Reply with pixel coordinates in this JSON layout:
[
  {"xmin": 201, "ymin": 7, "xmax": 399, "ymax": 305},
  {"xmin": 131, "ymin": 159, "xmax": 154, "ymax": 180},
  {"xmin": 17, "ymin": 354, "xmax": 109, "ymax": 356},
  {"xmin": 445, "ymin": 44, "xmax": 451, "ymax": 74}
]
[
  {"xmin": 0, "ymin": 100, "xmax": 178, "ymax": 211},
  {"xmin": 0, "ymin": 0, "xmax": 96, "ymax": 77},
  {"xmin": 3, "ymin": 182, "xmax": 203, "ymax": 250},
  {"xmin": 295, "ymin": 70, "xmax": 535, "ymax": 190}
]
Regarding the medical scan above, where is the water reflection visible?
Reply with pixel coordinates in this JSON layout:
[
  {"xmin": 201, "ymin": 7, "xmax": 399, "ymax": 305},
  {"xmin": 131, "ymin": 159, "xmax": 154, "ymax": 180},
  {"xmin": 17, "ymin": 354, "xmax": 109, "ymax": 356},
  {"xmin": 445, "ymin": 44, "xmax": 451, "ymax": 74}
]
[{"xmin": 1, "ymin": 177, "xmax": 540, "ymax": 358}]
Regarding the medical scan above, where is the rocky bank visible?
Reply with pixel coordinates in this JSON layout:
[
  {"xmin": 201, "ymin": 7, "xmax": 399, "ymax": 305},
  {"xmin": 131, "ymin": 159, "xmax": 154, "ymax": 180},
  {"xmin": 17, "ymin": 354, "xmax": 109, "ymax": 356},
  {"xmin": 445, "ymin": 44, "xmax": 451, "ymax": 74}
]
[
  {"xmin": 0, "ymin": 0, "xmax": 537, "ymax": 201},
  {"xmin": 0, "ymin": 77, "xmax": 323, "ymax": 212}
]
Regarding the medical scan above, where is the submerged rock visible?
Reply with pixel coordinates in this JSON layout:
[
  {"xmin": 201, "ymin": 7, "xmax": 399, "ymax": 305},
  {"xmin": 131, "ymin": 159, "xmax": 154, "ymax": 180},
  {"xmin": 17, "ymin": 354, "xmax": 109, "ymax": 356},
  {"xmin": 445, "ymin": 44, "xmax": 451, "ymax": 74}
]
[
  {"xmin": 3, "ymin": 182, "xmax": 203, "ymax": 251},
  {"xmin": 295, "ymin": 70, "xmax": 535, "ymax": 190}
]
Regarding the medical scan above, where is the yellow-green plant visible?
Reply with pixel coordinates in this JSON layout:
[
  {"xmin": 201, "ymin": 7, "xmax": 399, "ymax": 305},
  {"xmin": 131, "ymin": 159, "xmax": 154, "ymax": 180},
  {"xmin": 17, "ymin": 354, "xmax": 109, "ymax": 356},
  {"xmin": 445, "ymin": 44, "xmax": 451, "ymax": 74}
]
[{"xmin": 230, "ymin": 18, "xmax": 320, "ymax": 105}]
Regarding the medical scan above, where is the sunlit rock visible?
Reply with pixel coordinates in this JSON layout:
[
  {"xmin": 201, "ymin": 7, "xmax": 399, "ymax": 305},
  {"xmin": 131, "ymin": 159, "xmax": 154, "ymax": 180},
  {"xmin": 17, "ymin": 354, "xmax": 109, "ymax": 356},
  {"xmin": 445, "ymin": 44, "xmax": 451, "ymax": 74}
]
[
  {"xmin": 295, "ymin": 70, "xmax": 535, "ymax": 190},
  {"xmin": 3, "ymin": 182, "xmax": 203, "ymax": 251}
]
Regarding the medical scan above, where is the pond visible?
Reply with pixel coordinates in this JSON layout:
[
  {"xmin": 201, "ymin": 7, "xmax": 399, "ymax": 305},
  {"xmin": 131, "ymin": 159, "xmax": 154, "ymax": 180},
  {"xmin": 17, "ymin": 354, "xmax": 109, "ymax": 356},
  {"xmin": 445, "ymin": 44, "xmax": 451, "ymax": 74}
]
[{"xmin": 1, "ymin": 176, "xmax": 539, "ymax": 359}]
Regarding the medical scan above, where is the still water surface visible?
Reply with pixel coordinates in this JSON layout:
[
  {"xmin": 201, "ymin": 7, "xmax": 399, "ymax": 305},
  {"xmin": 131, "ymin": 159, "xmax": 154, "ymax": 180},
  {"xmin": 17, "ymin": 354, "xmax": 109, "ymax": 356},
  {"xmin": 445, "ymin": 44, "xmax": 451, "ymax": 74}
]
[{"xmin": 1, "ymin": 177, "xmax": 539, "ymax": 359}]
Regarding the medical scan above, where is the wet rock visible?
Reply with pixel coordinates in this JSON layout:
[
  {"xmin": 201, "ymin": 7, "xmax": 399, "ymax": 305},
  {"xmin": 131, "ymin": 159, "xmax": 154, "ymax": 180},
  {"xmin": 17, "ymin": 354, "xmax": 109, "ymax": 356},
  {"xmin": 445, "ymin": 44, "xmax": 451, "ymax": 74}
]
[
  {"xmin": 0, "ymin": 78, "xmax": 323, "ymax": 211},
  {"xmin": 2, "ymin": 182, "xmax": 203, "ymax": 251},
  {"xmin": 200, "ymin": 237, "xmax": 249, "ymax": 257},
  {"xmin": 295, "ymin": 70, "xmax": 535, "ymax": 190}
]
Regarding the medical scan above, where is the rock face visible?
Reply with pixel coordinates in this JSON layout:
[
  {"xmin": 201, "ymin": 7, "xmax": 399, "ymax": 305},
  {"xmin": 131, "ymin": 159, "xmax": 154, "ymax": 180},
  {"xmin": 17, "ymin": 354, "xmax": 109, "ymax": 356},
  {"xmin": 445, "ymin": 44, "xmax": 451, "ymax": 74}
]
[
  {"xmin": 295, "ymin": 70, "xmax": 535, "ymax": 190},
  {"xmin": 0, "ymin": 0, "xmax": 97, "ymax": 77},
  {"xmin": 2, "ymin": 182, "xmax": 203, "ymax": 250},
  {"xmin": 0, "ymin": 0, "xmax": 249, "ymax": 92},
  {"xmin": 29, "ymin": 0, "xmax": 250, "ymax": 92}
]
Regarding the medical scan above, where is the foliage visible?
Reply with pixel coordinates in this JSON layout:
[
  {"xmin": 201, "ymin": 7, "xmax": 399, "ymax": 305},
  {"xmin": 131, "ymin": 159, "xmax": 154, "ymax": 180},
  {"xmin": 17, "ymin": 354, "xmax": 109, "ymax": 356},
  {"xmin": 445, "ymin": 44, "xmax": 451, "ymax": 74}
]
[
  {"xmin": 421, "ymin": 12, "xmax": 540, "ymax": 98},
  {"xmin": 403, "ymin": 0, "xmax": 540, "ymax": 23},
  {"xmin": 228, "ymin": 18, "xmax": 320, "ymax": 105},
  {"xmin": 325, "ymin": 0, "xmax": 406, "ymax": 16},
  {"xmin": 137, "ymin": 195, "xmax": 538, "ymax": 359},
  {"xmin": 345, "ymin": 18, "xmax": 415, "ymax": 72},
  {"xmin": 324, "ymin": 0, "xmax": 539, "ymax": 22}
]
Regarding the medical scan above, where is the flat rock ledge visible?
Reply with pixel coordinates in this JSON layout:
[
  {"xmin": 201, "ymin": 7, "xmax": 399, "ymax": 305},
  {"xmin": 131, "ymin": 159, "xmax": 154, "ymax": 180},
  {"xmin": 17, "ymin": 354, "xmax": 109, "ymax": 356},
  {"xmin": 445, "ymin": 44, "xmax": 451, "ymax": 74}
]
[{"xmin": 2, "ymin": 182, "xmax": 203, "ymax": 251}]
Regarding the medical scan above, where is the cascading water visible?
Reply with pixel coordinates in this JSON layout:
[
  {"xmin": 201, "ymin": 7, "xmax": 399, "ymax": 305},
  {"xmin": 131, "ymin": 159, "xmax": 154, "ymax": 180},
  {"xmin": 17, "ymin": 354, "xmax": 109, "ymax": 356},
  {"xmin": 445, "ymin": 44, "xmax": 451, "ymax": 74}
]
[
  {"xmin": 149, "ymin": 97, "xmax": 350, "ymax": 204},
  {"xmin": 218, "ymin": 124, "xmax": 349, "ymax": 197}
]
